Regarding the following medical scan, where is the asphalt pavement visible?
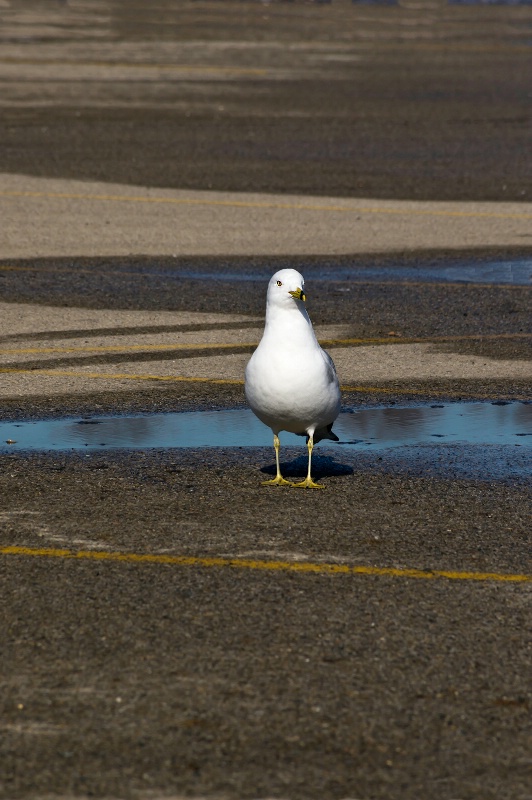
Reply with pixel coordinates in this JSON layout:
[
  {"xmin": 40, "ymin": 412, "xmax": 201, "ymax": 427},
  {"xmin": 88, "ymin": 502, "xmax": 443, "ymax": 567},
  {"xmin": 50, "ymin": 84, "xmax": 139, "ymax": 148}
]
[{"xmin": 0, "ymin": 3, "xmax": 531, "ymax": 800}]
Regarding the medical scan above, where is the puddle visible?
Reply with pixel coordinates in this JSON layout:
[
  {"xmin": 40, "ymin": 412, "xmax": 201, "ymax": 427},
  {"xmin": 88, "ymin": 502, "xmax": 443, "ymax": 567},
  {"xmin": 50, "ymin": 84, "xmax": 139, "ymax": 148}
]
[
  {"xmin": 312, "ymin": 261, "xmax": 532, "ymax": 286},
  {"xmin": 1, "ymin": 402, "xmax": 530, "ymax": 452},
  {"xmin": 147, "ymin": 259, "xmax": 532, "ymax": 286}
]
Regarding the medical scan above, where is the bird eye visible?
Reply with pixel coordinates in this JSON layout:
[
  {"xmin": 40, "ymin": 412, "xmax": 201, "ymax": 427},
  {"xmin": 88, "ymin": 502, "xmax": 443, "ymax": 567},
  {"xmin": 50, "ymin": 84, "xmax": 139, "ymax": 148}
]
[{"xmin": 276, "ymin": 280, "xmax": 282, "ymax": 286}]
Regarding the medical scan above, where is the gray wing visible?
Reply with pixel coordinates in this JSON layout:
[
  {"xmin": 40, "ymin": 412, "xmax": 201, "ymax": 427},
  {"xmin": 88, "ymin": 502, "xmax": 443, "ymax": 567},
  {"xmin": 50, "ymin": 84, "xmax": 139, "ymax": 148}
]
[{"xmin": 323, "ymin": 348, "xmax": 339, "ymax": 386}]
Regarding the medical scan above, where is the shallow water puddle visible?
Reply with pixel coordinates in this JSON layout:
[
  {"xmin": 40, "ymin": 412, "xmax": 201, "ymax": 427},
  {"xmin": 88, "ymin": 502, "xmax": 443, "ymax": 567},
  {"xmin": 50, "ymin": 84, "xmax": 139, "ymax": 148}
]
[
  {"xmin": 1, "ymin": 402, "xmax": 530, "ymax": 452},
  {"xmin": 162, "ymin": 260, "xmax": 532, "ymax": 286}
]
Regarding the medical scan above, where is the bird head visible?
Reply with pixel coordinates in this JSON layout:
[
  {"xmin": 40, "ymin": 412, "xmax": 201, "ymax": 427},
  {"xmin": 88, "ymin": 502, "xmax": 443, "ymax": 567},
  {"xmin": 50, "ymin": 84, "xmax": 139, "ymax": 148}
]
[{"xmin": 268, "ymin": 269, "xmax": 306, "ymax": 307}]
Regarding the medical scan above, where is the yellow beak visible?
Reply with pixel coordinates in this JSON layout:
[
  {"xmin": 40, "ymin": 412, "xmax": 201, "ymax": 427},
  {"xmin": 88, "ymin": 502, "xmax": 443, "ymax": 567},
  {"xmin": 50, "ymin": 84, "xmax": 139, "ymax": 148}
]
[{"xmin": 289, "ymin": 287, "xmax": 306, "ymax": 302}]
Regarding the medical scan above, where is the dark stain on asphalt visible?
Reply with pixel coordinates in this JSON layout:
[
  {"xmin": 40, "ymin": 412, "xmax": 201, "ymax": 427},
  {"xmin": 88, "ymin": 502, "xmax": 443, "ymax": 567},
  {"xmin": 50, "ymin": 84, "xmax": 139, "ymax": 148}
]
[{"xmin": 1, "ymin": 252, "xmax": 531, "ymax": 352}]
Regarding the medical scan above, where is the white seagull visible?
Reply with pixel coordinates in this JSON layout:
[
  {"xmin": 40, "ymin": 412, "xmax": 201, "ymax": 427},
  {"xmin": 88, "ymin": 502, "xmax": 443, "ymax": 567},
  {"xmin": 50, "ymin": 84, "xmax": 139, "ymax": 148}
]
[{"xmin": 245, "ymin": 268, "xmax": 341, "ymax": 489}]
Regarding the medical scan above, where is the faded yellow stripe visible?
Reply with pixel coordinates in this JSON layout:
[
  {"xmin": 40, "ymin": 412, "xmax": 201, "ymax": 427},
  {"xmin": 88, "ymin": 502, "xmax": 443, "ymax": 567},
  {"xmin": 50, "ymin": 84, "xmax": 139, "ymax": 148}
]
[
  {"xmin": 1, "ymin": 545, "xmax": 529, "ymax": 583},
  {"xmin": 0, "ymin": 264, "xmax": 160, "ymax": 277},
  {"xmin": 1, "ymin": 189, "xmax": 531, "ymax": 221},
  {"xmin": 322, "ymin": 332, "xmax": 532, "ymax": 347},
  {"xmin": 0, "ymin": 367, "xmax": 243, "ymax": 385},
  {"xmin": 0, "ymin": 58, "xmax": 266, "ymax": 75},
  {"xmin": 0, "ymin": 366, "xmax": 527, "ymax": 400},
  {"xmin": 0, "ymin": 341, "xmax": 256, "ymax": 356},
  {"xmin": 1, "ymin": 331, "xmax": 530, "ymax": 356}
]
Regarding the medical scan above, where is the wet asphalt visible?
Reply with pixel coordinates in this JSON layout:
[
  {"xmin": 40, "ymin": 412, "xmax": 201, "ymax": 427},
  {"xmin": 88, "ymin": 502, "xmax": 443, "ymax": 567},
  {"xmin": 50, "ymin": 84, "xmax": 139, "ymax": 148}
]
[{"xmin": 1, "ymin": 3, "xmax": 531, "ymax": 800}]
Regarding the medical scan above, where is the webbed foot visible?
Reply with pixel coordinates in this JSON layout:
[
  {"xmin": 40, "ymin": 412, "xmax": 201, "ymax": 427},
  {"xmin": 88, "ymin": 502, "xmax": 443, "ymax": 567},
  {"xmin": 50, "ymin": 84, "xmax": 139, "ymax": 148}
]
[
  {"xmin": 290, "ymin": 478, "xmax": 325, "ymax": 489},
  {"xmin": 262, "ymin": 475, "xmax": 292, "ymax": 487}
]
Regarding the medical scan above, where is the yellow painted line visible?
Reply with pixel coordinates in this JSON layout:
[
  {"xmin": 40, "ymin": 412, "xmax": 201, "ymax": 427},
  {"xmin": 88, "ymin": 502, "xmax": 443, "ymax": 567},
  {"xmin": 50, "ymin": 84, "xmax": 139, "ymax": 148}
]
[
  {"xmin": 349, "ymin": 40, "xmax": 532, "ymax": 56},
  {"xmin": 0, "ymin": 341, "xmax": 256, "ymax": 356},
  {"xmin": 1, "ymin": 189, "xmax": 532, "ymax": 221},
  {"xmin": 0, "ymin": 367, "xmax": 527, "ymax": 400},
  {"xmin": 0, "ymin": 58, "xmax": 267, "ymax": 75},
  {"xmin": 1, "ymin": 545, "xmax": 529, "ymax": 584},
  {"xmin": 322, "ymin": 332, "xmax": 532, "ymax": 347},
  {"xmin": 0, "ymin": 41, "xmax": 529, "ymax": 60},
  {"xmin": 0, "ymin": 264, "xmax": 159, "ymax": 277},
  {"xmin": 380, "ymin": 42, "xmax": 532, "ymax": 55},
  {"xmin": 338, "ymin": 384, "xmax": 529, "ymax": 400},
  {"xmin": 1, "ymin": 332, "xmax": 530, "ymax": 357},
  {"xmin": 0, "ymin": 367, "xmax": 243, "ymax": 385}
]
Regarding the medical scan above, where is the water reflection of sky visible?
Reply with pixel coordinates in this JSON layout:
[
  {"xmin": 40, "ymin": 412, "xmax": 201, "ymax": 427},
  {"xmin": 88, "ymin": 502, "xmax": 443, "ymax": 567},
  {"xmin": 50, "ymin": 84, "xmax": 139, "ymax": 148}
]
[
  {"xmin": 1, "ymin": 403, "xmax": 530, "ymax": 452},
  {"xmin": 138, "ymin": 260, "xmax": 532, "ymax": 286},
  {"xmin": 337, "ymin": 403, "xmax": 532, "ymax": 447}
]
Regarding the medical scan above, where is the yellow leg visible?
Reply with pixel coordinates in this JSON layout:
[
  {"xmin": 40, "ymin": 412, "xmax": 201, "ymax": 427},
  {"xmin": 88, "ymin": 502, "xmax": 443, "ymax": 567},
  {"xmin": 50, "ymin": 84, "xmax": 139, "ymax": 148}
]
[
  {"xmin": 262, "ymin": 434, "xmax": 291, "ymax": 487},
  {"xmin": 291, "ymin": 435, "xmax": 324, "ymax": 489}
]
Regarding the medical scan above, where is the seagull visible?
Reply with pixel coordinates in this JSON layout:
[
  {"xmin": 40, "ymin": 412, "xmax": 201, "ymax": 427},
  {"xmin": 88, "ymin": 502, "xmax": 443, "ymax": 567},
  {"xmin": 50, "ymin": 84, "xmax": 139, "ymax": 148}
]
[{"xmin": 245, "ymin": 268, "xmax": 341, "ymax": 489}]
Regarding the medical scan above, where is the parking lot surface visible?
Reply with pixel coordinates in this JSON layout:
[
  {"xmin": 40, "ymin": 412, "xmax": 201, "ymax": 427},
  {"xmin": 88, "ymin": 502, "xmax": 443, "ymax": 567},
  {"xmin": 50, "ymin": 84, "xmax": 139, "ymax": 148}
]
[{"xmin": 0, "ymin": 3, "xmax": 531, "ymax": 800}]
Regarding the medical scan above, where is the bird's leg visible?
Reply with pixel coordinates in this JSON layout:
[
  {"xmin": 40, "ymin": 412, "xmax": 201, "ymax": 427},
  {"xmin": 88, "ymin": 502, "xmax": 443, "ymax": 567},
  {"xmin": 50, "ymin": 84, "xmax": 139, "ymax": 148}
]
[
  {"xmin": 262, "ymin": 434, "xmax": 291, "ymax": 487},
  {"xmin": 291, "ymin": 434, "xmax": 324, "ymax": 489}
]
